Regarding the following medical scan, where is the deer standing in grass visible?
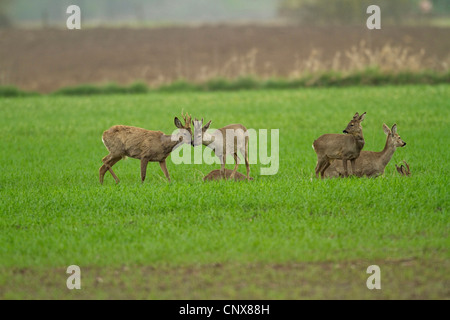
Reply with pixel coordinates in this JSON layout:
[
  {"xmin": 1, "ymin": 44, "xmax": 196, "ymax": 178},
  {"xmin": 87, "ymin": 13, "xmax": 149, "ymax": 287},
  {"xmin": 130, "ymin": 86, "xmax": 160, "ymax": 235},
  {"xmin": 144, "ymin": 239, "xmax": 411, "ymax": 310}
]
[
  {"xmin": 192, "ymin": 119, "xmax": 250, "ymax": 180},
  {"xmin": 99, "ymin": 113, "xmax": 192, "ymax": 184},
  {"xmin": 313, "ymin": 112, "xmax": 366, "ymax": 178},
  {"xmin": 323, "ymin": 124, "xmax": 406, "ymax": 178}
]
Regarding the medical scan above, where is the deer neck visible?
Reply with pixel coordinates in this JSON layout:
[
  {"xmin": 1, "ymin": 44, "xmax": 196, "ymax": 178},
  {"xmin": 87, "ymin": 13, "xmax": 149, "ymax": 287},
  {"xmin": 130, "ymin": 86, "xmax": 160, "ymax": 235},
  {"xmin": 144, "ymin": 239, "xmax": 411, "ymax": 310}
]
[
  {"xmin": 202, "ymin": 134, "xmax": 216, "ymax": 147},
  {"xmin": 379, "ymin": 137, "xmax": 396, "ymax": 167},
  {"xmin": 352, "ymin": 132, "xmax": 365, "ymax": 150},
  {"xmin": 162, "ymin": 134, "xmax": 182, "ymax": 154},
  {"xmin": 202, "ymin": 139, "xmax": 214, "ymax": 147}
]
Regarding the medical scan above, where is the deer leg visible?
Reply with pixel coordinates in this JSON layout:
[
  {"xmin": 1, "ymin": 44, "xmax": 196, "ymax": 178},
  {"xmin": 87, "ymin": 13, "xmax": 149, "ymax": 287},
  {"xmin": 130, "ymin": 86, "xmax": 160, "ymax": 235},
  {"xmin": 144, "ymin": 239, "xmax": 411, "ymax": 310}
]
[
  {"xmin": 244, "ymin": 150, "xmax": 250, "ymax": 180},
  {"xmin": 319, "ymin": 160, "xmax": 331, "ymax": 179},
  {"xmin": 159, "ymin": 160, "xmax": 171, "ymax": 182},
  {"xmin": 140, "ymin": 158, "xmax": 149, "ymax": 183},
  {"xmin": 315, "ymin": 157, "xmax": 327, "ymax": 178},
  {"xmin": 230, "ymin": 153, "xmax": 240, "ymax": 179},
  {"xmin": 350, "ymin": 159, "xmax": 356, "ymax": 176},
  {"xmin": 342, "ymin": 159, "xmax": 349, "ymax": 177},
  {"xmin": 99, "ymin": 154, "xmax": 113, "ymax": 184},
  {"xmin": 220, "ymin": 155, "xmax": 227, "ymax": 179},
  {"xmin": 106, "ymin": 158, "xmax": 121, "ymax": 184},
  {"xmin": 315, "ymin": 161, "xmax": 321, "ymax": 178},
  {"xmin": 100, "ymin": 155, "xmax": 121, "ymax": 184},
  {"xmin": 245, "ymin": 138, "xmax": 250, "ymax": 180},
  {"xmin": 99, "ymin": 164, "xmax": 108, "ymax": 184}
]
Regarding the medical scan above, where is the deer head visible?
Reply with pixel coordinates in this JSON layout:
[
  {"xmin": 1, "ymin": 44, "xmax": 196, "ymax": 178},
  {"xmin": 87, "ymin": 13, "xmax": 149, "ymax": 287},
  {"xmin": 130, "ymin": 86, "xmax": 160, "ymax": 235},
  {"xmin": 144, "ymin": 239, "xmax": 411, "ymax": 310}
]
[
  {"xmin": 174, "ymin": 112, "xmax": 193, "ymax": 145},
  {"xmin": 383, "ymin": 123, "xmax": 406, "ymax": 148},
  {"xmin": 343, "ymin": 112, "xmax": 366, "ymax": 135},
  {"xmin": 192, "ymin": 118, "xmax": 212, "ymax": 147}
]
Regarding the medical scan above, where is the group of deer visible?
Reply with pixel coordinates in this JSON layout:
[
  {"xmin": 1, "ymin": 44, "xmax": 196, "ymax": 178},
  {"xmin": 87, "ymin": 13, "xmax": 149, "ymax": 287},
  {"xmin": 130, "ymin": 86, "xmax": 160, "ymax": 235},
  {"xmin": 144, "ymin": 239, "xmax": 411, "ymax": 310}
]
[
  {"xmin": 99, "ymin": 113, "xmax": 250, "ymax": 184},
  {"xmin": 99, "ymin": 111, "xmax": 408, "ymax": 184},
  {"xmin": 313, "ymin": 112, "xmax": 408, "ymax": 178}
]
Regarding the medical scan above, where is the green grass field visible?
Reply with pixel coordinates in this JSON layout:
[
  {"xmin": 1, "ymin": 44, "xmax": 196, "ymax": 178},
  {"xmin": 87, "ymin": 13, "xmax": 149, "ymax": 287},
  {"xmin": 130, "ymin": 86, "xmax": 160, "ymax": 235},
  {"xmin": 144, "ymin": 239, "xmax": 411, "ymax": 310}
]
[{"xmin": 0, "ymin": 85, "xmax": 448, "ymax": 299}]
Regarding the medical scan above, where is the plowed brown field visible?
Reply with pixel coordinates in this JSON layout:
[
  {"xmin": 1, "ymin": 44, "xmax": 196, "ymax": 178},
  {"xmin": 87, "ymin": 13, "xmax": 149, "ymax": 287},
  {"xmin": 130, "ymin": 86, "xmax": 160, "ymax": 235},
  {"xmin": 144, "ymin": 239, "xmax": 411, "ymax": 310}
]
[{"xmin": 0, "ymin": 25, "xmax": 449, "ymax": 93}]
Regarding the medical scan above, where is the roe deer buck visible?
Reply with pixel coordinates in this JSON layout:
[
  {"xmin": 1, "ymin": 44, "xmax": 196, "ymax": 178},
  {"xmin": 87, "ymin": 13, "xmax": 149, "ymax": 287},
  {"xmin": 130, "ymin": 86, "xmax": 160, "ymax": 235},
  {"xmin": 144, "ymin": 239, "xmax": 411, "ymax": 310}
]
[
  {"xmin": 323, "ymin": 124, "xmax": 406, "ymax": 178},
  {"xmin": 99, "ymin": 113, "xmax": 192, "ymax": 184},
  {"xmin": 313, "ymin": 112, "xmax": 366, "ymax": 178},
  {"xmin": 203, "ymin": 169, "xmax": 254, "ymax": 181},
  {"xmin": 192, "ymin": 119, "xmax": 250, "ymax": 180}
]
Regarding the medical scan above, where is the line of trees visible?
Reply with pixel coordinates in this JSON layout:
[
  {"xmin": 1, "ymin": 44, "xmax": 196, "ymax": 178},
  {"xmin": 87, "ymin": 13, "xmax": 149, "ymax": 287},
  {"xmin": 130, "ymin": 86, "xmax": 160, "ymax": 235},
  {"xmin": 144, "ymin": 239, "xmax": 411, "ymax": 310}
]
[
  {"xmin": 0, "ymin": 0, "xmax": 11, "ymax": 27},
  {"xmin": 0, "ymin": 0, "xmax": 277, "ymax": 27},
  {"xmin": 277, "ymin": 0, "xmax": 450, "ymax": 25},
  {"xmin": 1, "ymin": 0, "xmax": 449, "ymax": 28}
]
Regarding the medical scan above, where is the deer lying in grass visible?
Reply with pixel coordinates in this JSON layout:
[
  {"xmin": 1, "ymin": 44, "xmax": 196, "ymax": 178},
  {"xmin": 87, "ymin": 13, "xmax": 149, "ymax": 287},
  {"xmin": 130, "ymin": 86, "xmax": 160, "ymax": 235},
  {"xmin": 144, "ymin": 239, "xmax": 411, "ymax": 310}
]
[
  {"xmin": 323, "ymin": 124, "xmax": 406, "ymax": 178},
  {"xmin": 203, "ymin": 169, "xmax": 253, "ymax": 181},
  {"xmin": 313, "ymin": 112, "xmax": 366, "ymax": 178},
  {"xmin": 192, "ymin": 119, "xmax": 250, "ymax": 180},
  {"xmin": 396, "ymin": 160, "xmax": 411, "ymax": 176},
  {"xmin": 99, "ymin": 113, "xmax": 192, "ymax": 184}
]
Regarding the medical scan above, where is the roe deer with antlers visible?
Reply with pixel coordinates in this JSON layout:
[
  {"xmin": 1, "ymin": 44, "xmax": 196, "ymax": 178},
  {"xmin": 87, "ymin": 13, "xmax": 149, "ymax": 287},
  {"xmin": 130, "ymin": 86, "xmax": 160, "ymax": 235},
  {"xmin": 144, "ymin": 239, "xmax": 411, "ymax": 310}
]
[
  {"xmin": 323, "ymin": 124, "xmax": 406, "ymax": 178},
  {"xmin": 192, "ymin": 119, "xmax": 250, "ymax": 180},
  {"xmin": 99, "ymin": 113, "xmax": 192, "ymax": 184},
  {"xmin": 313, "ymin": 112, "xmax": 366, "ymax": 178}
]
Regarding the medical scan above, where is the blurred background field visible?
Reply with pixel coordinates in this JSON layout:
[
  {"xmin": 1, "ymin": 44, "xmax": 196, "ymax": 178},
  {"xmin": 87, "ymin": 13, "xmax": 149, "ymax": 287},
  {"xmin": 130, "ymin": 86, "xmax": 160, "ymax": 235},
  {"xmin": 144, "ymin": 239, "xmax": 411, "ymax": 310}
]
[{"xmin": 0, "ymin": 0, "xmax": 449, "ymax": 93}]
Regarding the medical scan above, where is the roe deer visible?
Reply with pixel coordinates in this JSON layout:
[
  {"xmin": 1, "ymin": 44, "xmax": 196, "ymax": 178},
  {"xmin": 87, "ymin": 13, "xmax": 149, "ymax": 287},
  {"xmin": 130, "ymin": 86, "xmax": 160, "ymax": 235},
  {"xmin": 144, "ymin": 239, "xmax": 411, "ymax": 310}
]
[
  {"xmin": 313, "ymin": 112, "xmax": 366, "ymax": 178},
  {"xmin": 323, "ymin": 124, "xmax": 406, "ymax": 178},
  {"xmin": 395, "ymin": 160, "xmax": 411, "ymax": 176},
  {"xmin": 203, "ymin": 169, "xmax": 253, "ymax": 181},
  {"xmin": 99, "ymin": 113, "xmax": 192, "ymax": 184},
  {"xmin": 192, "ymin": 119, "xmax": 250, "ymax": 180}
]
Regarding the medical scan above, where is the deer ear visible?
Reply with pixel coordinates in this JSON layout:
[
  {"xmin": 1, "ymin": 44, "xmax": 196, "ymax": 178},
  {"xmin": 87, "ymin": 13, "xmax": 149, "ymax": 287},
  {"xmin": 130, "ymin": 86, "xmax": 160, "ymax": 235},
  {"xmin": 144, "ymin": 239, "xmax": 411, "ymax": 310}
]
[
  {"xmin": 359, "ymin": 112, "xmax": 366, "ymax": 121},
  {"xmin": 353, "ymin": 112, "xmax": 360, "ymax": 119},
  {"xmin": 203, "ymin": 120, "xmax": 211, "ymax": 131},
  {"xmin": 391, "ymin": 124, "xmax": 397, "ymax": 135},
  {"xmin": 174, "ymin": 117, "xmax": 183, "ymax": 128},
  {"xmin": 383, "ymin": 123, "xmax": 390, "ymax": 135}
]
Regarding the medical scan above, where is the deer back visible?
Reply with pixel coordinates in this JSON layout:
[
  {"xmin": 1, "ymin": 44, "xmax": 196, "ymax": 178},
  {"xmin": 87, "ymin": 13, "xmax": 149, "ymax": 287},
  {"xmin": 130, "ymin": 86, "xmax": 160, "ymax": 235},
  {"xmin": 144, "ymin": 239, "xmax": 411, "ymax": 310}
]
[
  {"xmin": 313, "ymin": 133, "xmax": 363, "ymax": 160},
  {"xmin": 215, "ymin": 124, "xmax": 248, "ymax": 155},
  {"xmin": 102, "ymin": 125, "xmax": 177, "ymax": 161}
]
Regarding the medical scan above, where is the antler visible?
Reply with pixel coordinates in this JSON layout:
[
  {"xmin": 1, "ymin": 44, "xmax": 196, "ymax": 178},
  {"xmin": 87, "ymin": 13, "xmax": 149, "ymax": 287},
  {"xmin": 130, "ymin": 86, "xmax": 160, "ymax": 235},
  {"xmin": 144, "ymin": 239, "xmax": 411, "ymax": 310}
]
[
  {"xmin": 182, "ymin": 112, "xmax": 192, "ymax": 128},
  {"xmin": 396, "ymin": 161, "xmax": 411, "ymax": 176},
  {"xmin": 402, "ymin": 160, "xmax": 411, "ymax": 176}
]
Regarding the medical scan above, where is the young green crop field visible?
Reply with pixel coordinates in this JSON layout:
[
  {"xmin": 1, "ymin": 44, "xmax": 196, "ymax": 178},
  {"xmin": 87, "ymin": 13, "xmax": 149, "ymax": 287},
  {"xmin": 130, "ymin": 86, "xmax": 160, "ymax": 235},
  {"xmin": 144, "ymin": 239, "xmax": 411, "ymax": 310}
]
[{"xmin": 0, "ymin": 85, "xmax": 448, "ymax": 299}]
